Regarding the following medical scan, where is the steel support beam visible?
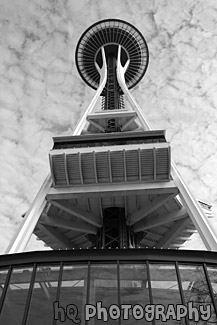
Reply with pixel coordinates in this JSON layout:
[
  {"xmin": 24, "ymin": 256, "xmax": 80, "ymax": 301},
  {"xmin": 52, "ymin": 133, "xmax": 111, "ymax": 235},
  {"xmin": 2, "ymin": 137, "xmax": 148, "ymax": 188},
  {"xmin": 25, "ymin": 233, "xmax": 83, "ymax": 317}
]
[
  {"xmin": 38, "ymin": 224, "xmax": 74, "ymax": 249},
  {"xmin": 128, "ymin": 193, "xmax": 178, "ymax": 226},
  {"xmin": 47, "ymin": 181, "xmax": 178, "ymax": 200},
  {"xmin": 121, "ymin": 116, "xmax": 137, "ymax": 131},
  {"xmin": 155, "ymin": 218, "xmax": 190, "ymax": 248},
  {"xmin": 87, "ymin": 110, "xmax": 137, "ymax": 119},
  {"xmin": 88, "ymin": 119, "xmax": 105, "ymax": 132},
  {"xmin": 5, "ymin": 174, "xmax": 52, "ymax": 254},
  {"xmin": 41, "ymin": 214, "xmax": 98, "ymax": 234},
  {"xmin": 133, "ymin": 207, "xmax": 188, "ymax": 232},
  {"xmin": 49, "ymin": 142, "xmax": 169, "ymax": 155},
  {"xmin": 171, "ymin": 162, "xmax": 217, "ymax": 251},
  {"xmin": 48, "ymin": 200, "xmax": 102, "ymax": 228}
]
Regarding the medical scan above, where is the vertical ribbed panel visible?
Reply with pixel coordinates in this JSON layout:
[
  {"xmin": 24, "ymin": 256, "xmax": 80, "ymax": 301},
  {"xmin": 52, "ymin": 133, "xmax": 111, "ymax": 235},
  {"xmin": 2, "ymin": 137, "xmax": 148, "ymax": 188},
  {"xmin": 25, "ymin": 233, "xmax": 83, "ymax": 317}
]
[
  {"xmin": 96, "ymin": 152, "xmax": 110, "ymax": 183},
  {"xmin": 66, "ymin": 154, "xmax": 81, "ymax": 185},
  {"xmin": 125, "ymin": 150, "xmax": 139, "ymax": 181},
  {"xmin": 81, "ymin": 153, "xmax": 95, "ymax": 184},
  {"xmin": 156, "ymin": 148, "xmax": 169, "ymax": 179},
  {"xmin": 110, "ymin": 151, "xmax": 124, "ymax": 182},
  {"xmin": 51, "ymin": 155, "xmax": 67, "ymax": 185},
  {"xmin": 50, "ymin": 145, "xmax": 171, "ymax": 186},
  {"xmin": 140, "ymin": 149, "xmax": 154, "ymax": 179}
]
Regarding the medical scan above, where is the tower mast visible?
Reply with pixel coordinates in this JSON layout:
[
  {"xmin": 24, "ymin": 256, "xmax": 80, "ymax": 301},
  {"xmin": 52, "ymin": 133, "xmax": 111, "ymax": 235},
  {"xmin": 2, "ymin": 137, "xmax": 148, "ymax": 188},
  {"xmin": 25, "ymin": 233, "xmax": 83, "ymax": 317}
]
[{"xmin": 6, "ymin": 19, "xmax": 217, "ymax": 254}]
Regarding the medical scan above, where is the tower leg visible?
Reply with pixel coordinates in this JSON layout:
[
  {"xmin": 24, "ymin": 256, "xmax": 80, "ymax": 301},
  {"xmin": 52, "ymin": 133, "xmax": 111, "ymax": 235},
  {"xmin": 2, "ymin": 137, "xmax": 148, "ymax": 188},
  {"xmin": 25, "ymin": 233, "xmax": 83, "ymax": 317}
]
[
  {"xmin": 171, "ymin": 162, "xmax": 217, "ymax": 250},
  {"xmin": 5, "ymin": 174, "xmax": 52, "ymax": 254},
  {"xmin": 5, "ymin": 48, "xmax": 109, "ymax": 254}
]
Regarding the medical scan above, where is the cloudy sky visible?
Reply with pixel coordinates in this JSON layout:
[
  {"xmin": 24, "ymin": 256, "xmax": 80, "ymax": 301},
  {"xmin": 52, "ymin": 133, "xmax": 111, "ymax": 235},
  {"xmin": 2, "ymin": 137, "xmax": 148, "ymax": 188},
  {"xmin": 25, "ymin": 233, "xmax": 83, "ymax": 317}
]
[{"xmin": 1, "ymin": 0, "xmax": 217, "ymax": 253}]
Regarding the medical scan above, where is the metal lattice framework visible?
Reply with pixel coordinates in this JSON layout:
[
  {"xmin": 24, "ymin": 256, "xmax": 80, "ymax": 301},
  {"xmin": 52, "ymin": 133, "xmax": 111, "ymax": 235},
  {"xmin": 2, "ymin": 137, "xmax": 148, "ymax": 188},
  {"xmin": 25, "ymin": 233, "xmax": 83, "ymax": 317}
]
[{"xmin": 75, "ymin": 19, "xmax": 149, "ymax": 90}]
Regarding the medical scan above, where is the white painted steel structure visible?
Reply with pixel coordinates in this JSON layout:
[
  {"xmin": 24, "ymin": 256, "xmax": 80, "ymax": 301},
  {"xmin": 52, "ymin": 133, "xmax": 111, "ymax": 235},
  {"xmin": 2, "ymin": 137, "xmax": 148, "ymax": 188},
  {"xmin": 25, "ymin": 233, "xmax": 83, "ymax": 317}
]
[{"xmin": 5, "ymin": 20, "xmax": 217, "ymax": 254}]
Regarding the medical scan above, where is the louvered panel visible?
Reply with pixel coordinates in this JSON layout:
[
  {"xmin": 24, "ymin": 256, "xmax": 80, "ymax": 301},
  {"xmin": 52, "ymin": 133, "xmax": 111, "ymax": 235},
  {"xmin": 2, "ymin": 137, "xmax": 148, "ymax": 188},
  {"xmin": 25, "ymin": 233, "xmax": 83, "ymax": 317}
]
[
  {"xmin": 51, "ymin": 155, "xmax": 67, "ymax": 186},
  {"xmin": 125, "ymin": 150, "xmax": 139, "ymax": 181},
  {"xmin": 140, "ymin": 149, "xmax": 154, "ymax": 180},
  {"xmin": 50, "ymin": 143, "xmax": 171, "ymax": 186},
  {"xmin": 81, "ymin": 152, "xmax": 95, "ymax": 184},
  {"xmin": 96, "ymin": 152, "xmax": 110, "ymax": 182},
  {"xmin": 110, "ymin": 151, "xmax": 125, "ymax": 182},
  {"xmin": 66, "ymin": 154, "xmax": 81, "ymax": 184},
  {"xmin": 156, "ymin": 148, "xmax": 169, "ymax": 179}
]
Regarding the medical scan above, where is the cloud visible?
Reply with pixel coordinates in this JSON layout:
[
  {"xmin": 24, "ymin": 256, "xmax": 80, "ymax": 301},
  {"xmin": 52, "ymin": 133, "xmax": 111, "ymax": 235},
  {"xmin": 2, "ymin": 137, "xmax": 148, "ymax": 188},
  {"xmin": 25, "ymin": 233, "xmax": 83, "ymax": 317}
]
[{"xmin": 1, "ymin": 0, "xmax": 217, "ymax": 253}]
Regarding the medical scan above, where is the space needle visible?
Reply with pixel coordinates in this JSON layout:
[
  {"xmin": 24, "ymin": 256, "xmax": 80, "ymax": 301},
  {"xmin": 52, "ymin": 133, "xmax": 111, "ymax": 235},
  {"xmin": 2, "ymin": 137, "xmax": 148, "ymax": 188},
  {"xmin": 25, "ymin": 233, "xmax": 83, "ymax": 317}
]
[{"xmin": 1, "ymin": 19, "xmax": 217, "ymax": 324}]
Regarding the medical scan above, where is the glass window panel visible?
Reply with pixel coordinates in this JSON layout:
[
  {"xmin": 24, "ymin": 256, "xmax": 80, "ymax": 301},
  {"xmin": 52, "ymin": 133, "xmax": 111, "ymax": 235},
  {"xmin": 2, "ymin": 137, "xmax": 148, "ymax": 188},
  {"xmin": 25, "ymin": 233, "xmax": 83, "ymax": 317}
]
[
  {"xmin": 149, "ymin": 263, "xmax": 182, "ymax": 325},
  {"xmin": 0, "ymin": 266, "xmax": 33, "ymax": 324},
  {"xmin": 120, "ymin": 263, "xmax": 150, "ymax": 324},
  {"xmin": 179, "ymin": 264, "xmax": 216, "ymax": 324},
  {"xmin": 206, "ymin": 265, "xmax": 217, "ymax": 302},
  {"xmin": 57, "ymin": 264, "xmax": 88, "ymax": 325},
  {"xmin": 89, "ymin": 263, "xmax": 118, "ymax": 325},
  {"xmin": 0, "ymin": 268, "xmax": 9, "ymax": 301},
  {"xmin": 26, "ymin": 264, "xmax": 60, "ymax": 325},
  {"xmin": 206, "ymin": 265, "xmax": 217, "ymax": 323}
]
